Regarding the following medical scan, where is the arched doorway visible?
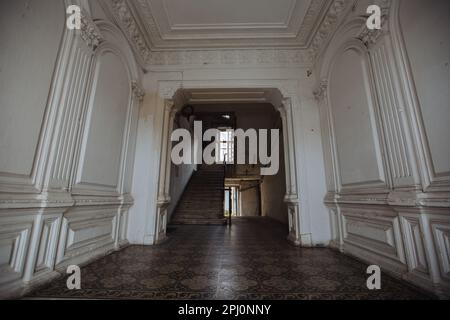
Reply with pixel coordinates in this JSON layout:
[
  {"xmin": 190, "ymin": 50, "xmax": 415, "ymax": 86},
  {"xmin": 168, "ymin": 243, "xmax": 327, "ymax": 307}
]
[{"xmin": 152, "ymin": 87, "xmax": 305, "ymax": 246}]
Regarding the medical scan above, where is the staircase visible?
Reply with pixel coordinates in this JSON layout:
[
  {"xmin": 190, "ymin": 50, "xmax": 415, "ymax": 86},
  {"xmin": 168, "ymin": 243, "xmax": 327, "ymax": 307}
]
[{"xmin": 170, "ymin": 165, "xmax": 227, "ymax": 225}]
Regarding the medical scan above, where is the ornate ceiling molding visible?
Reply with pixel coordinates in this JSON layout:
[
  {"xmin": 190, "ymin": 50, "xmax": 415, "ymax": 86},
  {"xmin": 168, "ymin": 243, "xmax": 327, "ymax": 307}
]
[
  {"xmin": 80, "ymin": 10, "xmax": 104, "ymax": 50},
  {"xmin": 156, "ymin": 0, "xmax": 294, "ymax": 34},
  {"xmin": 131, "ymin": 81, "xmax": 145, "ymax": 101},
  {"xmin": 107, "ymin": 0, "xmax": 152, "ymax": 64},
  {"xmin": 103, "ymin": 0, "xmax": 354, "ymax": 68},
  {"xmin": 147, "ymin": 48, "xmax": 313, "ymax": 67},
  {"xmin": 307, "ymin": 0, "xmax": 353, "ymax": 60},
  {"xmin": 133, "ymin": 0, "xmax": 330, "ymax": 50},
  {"xmin": 357, "ymin": 0, "xmax": 392, "ymax": 49},
  {"xmin": 313, "ymin": 79, "xmax": 328, "ymax": 102}
]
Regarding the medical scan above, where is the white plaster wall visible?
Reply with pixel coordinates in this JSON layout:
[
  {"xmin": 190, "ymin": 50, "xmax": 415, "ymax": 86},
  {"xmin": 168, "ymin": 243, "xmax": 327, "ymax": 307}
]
[
  {"xmin": 399, "ymin": 0, "xmax": 450, "ymax": 180},
  {"xmin": 167, "ymin": 163, "xmax": 196, "ymax": 219},
  {"xmin": 240, "ymin": 183, "xmax": 260, "ymax": 217},
  {"xmin": 0, "ymin": 0, "xmax": 64, "ymax": 177},
  {"xmin": 329, "ymin": 49, "xmax": 384, "ymax": 186},
  {"xmin": 315, "ymin": 0, "xmax": 450, "ymax": 297},
  {"xmin": 262, "ymin": 129, "xmax": 289, "ymax": 225},
  {"xmin": 294, "ymin": 72, "xmax": 331, "ymax": 245},
  {"xmin": 128, "ymin": 71, "xmax": 180, "ymax": 245},
  {"xmin": 77, "ymin": 51, "xmax": 130, "ymax": 189},
  {"xmin": 0, "ymin": 1, "xmax": 142, "ymax": 297}
]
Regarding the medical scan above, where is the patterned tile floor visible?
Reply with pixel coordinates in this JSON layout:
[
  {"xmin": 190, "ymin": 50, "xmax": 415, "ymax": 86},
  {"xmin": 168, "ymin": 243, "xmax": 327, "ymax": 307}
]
[{"xmin": 29, "ymin": 218, "xmax": 434, "ymax": 300}]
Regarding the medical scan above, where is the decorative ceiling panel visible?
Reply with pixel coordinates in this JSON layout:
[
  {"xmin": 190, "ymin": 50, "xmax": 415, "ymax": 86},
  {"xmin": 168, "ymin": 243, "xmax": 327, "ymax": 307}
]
[
  {"xmin": 102, "ymin": 0, "xmax": 354, "ymax": 68},
  {"xmin": 132, "ymin": 0, "xmax": 332, "ymax": 50}
]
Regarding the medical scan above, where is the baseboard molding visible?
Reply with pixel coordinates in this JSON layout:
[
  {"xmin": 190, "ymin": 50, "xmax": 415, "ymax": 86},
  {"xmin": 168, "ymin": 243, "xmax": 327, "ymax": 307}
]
[
  {"xmin": 330, "ymin": 245, "xmax": 442, "ymax": 299},
  {"xmin": 1, "ymin": 240, "xmax": 129, "ymax": 300}
]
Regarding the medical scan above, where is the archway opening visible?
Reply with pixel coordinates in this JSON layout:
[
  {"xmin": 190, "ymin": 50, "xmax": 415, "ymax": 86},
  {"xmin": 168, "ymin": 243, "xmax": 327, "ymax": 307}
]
[
  {"xmin": 158, "ymin": 87, "xmax": 295, "ymax": 250},
  {"xmin": 153, "ymin": 87, "xmax": 301, "ymax": 246}
]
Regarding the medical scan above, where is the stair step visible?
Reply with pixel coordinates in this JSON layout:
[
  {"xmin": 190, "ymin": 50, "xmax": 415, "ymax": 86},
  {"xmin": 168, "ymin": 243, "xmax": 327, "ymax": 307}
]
[
  {"xmin": 176, "ymin": 208, "xmax": 222, "ymax": 212},
  {"xmin": 180, "ymin": 196, "xmax": 222, "ymax": 200},
  {"xmin": 176, "ymin": 211, "xmax": 223, "ymax": 216},
  {"xmin": 179, "ymin": 198, "xmax": 222, "ymax": 203},
  {"xmin": 175, "ymin": 215, "xmax": 224, "ymax": 220},
  {"xmin": 171, "ymin": 218, "xmax": 227, "ymax": 225},
  {"xmin": 171, "ymin": 166, "xmax": 226, "ymax": 225}
]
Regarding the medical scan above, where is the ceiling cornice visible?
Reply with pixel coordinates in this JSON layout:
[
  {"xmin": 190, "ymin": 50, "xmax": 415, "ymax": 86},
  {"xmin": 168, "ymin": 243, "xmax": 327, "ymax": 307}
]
[
  {"xmin": 307, "ymin": 0, "xmax": 354, "ymax": 60},
  {"xmin": 101, "ymin": 0, "xmax": 353, "ymax": 69},
  {"xmin": 135, "ymin": 0, "xmax": 330, "ymax": 49}
]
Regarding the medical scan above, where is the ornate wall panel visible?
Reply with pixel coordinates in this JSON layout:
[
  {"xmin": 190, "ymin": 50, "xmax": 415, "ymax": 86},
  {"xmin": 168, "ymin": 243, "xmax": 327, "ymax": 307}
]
[
  {"xmin": 328, "ymin": 46, "xmax": 387, "ymax": 192},
  {"xmin": 430, "ymin": 217, "xmax": 450, "ymax": 283},
  {"xmin": 116, "ymin": 208, "xmax": 130, "ymax": 248},
  {"xmin": 400, "ymin": 215, "xmax": 429, "ymax": 275},
  {"xmin": 398, "ymin": 0, "xmax": 450, "ymax": 191},
  {"xmin": 369, "ymin": 41, "xmax": 416, "ymax": 189},
  {"xmin": 73, "ymin": 48, "xmax": 132, "ymax": 195},
  {"xmin": 47, "ymin": 43, "xmax": 95, "ymax": 191},
  {"xmin": 0, "ymin": 212, "xmax": 34, "ymax": 287},
  {"xmin": 0, "ymin": 1, "xmax": 142, "ymax": 298},
  {"xmin": 316, "ymin": 0, "xmax": 450, "ymax": 297},
  {"xmin": 341, "ymin": 206, "xmax": 406, "ymax": 273},
  {"xmin": 0, "ymin": 0, "xmax": 65, "ymax": 193},
  {"xmin": 33, "ymin": 215, "xmax": 62, "ymax": 275},
  {"xmin": 56, "ymin": 207, "xmax": 117, "ymax": 267}
]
